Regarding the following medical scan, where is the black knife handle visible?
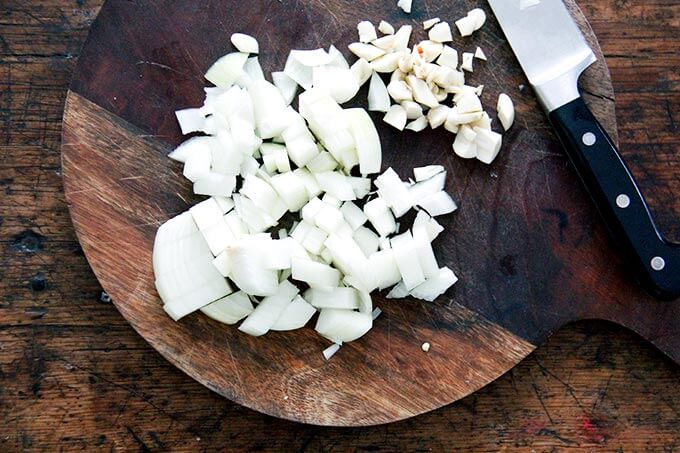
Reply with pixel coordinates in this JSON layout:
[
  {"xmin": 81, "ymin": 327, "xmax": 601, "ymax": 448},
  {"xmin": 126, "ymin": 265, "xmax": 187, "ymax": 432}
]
[{"xmin": 549, "ymin": 97, "xmax": 680, "ymax": 300}]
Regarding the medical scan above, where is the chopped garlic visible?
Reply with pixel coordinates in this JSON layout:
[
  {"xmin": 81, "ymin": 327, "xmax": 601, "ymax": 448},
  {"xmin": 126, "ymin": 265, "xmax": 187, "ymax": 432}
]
[
  {"xmin": 497, "ymin": 93, "xmax": 515, "ymax": 131},
  {"xmin": 423, "ymin": 18, "xmax": 441, "ymax": 30},
  {"xmin": 398, "ymin": 53, "xmax": 414, "ymax": 73},
  {"xmin": 474, "ymin": 47, "xmax": 487, "ymax": 61},
  {"xmin": 461, "ymin": 52, "xmax": 474, "ymax": 72},
  {"xmin": 421, "ymin": 342, "xmax": 431, "ymax": 352},
  {"xmin": 378, "ymin": 20, "xmax": 395, "ymax": 35},
  {"xmin": 397, "ymin": 0, "xmax": 412, "ymax": 14},
  {"xmin": 348, "ymin": 42, "xmax": 386, "ymax": 61},
  {"xmin": 427, "ymin": 105, "xmax": 450, "ymax": 129},
  {"xmin": 401, "ymin": 100, "xmax": 423, "ymax": 119},
  {"xmin": 468, "ymin": 8, "xmax": 487, "ymax": 30},
  {"xmin": 474, "ymin": 127, "xmax": 503, "ymax": 164},
  {"xmin": 406, "ymin": 116, "xmax": 428, "ymax": 132},
  {"xmin": 371, "ymin": 52, "xmax": 406, "ymax": 73},
  {"xmin": 372, "ymin": 34, "xmax": 397, "ymax": 51},
  {"xmin": 383, "ymin": 105, "xmax": 408, "ymax": 130},
  {"xmin": 437, "ymin": 46, "xmax": 459, "ymax": 69},
  {"xmin": 350, "ymin": 58, "xmax": 373, "ymax": 86},
  {"xmin": 406, "ymin": 75, "xmax": 439, "ymax": 108},
  {"xmin": 357, "ymin": 21, "xmax": 378, "ymax": 43},
  {"xmin": 428, "ymin": 22, "xmax": 453, "ymax": 43},
  {"xmin": 388, "ymin": 80, "xmax": 413, "ymax": 102},
  {"xmin": 455, "ymin": 15, "xmax": 477, "ymax": 37},
  {"xmin": 231, "ymin": 33, "xmax": 259, "ymax": 54}
]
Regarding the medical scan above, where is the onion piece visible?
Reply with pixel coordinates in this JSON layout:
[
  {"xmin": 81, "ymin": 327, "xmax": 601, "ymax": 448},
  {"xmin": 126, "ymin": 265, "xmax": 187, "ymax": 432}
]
[
  {"xmin": 327, "ymin": 45, "xmax": 349, "ymax": 69},
  {"xmin": 231, "ymin": 33, "xmax": 259, "ymax": 54},
  {"xmin": 201, "ymin": 291, "xmax": 254, "ymax": 324},
  {"xmin": 307, "ymin": 150, "xmax": 338, "ymax": 173},
  {"xmin": 290, "ymin": 48, "xmax": 333, "ymax": 66},
  {"xmin": 413, "ymin": 210, "xmax": 444, "ymax": 242},
  {"xmin": 315, "ymin": 309, "xmax": 373, "ymax": 343},
  {"xmin": 312, "ymin": 65, "xmax": 360, "ymax": 104},
  {"xmin": 353, "ymin": 226, "xmax": 380, "ymax": 256},
  {"xmin": 418, "ymin": 191, "xmax": 458, "ymax": 216},
  {"xmin": 324, "ymin": 233, "xmax": 369, "ymax": 276},
  {"xmin": 315, "ymin": 171, "xmax": 357, "ymax": 201},
  {"xmin": 189, "ymin": 197, "xmax": 224, "ymax": 230},
  {"xmin": 243, "ymin": 56, "xmax": 265, "ymax": 82},
  {"xmin": 291, "ymin": 257, "xmax": 342, "ymax": 290},
  {"xmin": 340, "ymin": 201, "xmax": 368, "ymax": 230},
  {"xmin": 193, "ymin": 172, "xmax": 236, "ymax": 198},
  {"xmin": 357, "ymin": 21, "xmax": 378, "ymax": 43},
  {"xmin": 238, "ymin": 280, "xmax": 299, "ymax": 336},
  {"xmin": 368, "ymin": 72, "xmax": 391, "ymax": 112},
  {"xmin": 272, "ymin": 71, "xmax": 298, "ymax": 105},
  {"xmin": 175, "ymin": 108, "xmax": 206, "ymax": 135},
  {"xmin": 294, "ymin": 168, "xmax": 323, "ymax": 198},
  {"xmin": 306, "ymin": 287, "xmax": 360, "ymax": 309},
  {"xmin": 350, "ymin": 58, "xmax": 373, "ymax": 86},
  {"xmin": 375, "ymin": 167, "xmax": 412, "ymax": 217},
  {"xmin": 414, "ymin": 165, "xmax": 445, "ymax": 182},
  {"xmin": 409, "ymin": 267, "xmax": 458, "ymax": 301},
  {"xmin": 270, "ymin": 295, "xmax": 317, "ymax": 331},
  {"xmin": 283, "ymin": 52, "xmax": 313, "ymax": 90},
  {"xmin": 497, "ymin": 93, "xmax": 515, "ymax": 131},
  {"xmin": 169, "ymin": 136, "xmax": 211, "ymax": 164},
  {"xmin": 344, "ymin": 108, "xmax": 382, "ymax": 174},
  {"xmin": 270, "ymin": 171, "xmax": 309, "ymax": 211},
  {"xmin": 383, "ymin": 104, "xmax": 408, "ymax": 131},
  {"xmin": 413, "ymin": 227, "xmax": 439, "ymax": 278},
  {"xmin": 364, "ymin": 197, "xmax": 397, "ymax": 237},
  {"xmin": 367, "ymin": 249, "xmax": 402, "ymax": 289},
  {"xmin": 390, "ymin": 231, "xmax": 426, "ymax": 290},
  {"xmin": 182, "ymin": 144, "xmax": 212, "ymax": 182},
  {"xmin": 205, "ymin": 52, "xmax": 249, "ymax": 88},
  {"xmin": 322, "ymin": 343, "xmax": 342, "ymax": 360},
  {"xmin": 386, "ymin": 280, "xmax": 409, "ymax": 299}
]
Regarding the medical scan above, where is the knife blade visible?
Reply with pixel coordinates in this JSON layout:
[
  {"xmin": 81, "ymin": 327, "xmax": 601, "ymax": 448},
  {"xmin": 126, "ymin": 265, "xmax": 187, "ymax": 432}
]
[{"xmin": 488, "ymin": 0, "xmax": 680, "ymax": 299}]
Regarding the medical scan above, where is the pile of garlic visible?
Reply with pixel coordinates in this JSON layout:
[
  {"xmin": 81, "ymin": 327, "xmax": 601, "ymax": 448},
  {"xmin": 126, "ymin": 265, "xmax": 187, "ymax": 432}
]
[{"xmin": 348, "ymin": 10, "xmax": 515, "ymax": 165}]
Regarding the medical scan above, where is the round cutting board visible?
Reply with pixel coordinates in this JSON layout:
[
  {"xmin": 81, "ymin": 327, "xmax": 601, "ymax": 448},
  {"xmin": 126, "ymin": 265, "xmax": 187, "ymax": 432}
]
[{"xmin": 61, "ymin": 0, "xmax": 680, "ymax": 426}]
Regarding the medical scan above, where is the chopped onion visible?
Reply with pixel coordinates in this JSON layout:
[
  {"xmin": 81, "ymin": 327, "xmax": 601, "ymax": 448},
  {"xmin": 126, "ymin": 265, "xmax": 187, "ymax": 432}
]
[
  {"xmin": 375, "ymin": 167, "xmax": 412, "ymax": 217},
  {"xmin": 306, "ymin": 287, "xmax": 360, "ymax": 309},
  {"xmin": 368, "ymin": 72, "xmax": 391, "ymax": 112},
  {"xmin": 283, "ymin": 52, "xmax": 313, "ymax": 90},
  {"xmin": 201, "ymin": 291, "xmax": 254, "ymax": 324},
  {"xmin": 231, "ymin": 33, "xmax": 259, "ymax": 54},
  {"xmin": 413, "ymin": 165, "xmax": 445, "ymax": 182},
  {"xmin": 413, "ymin": 210, "xmax": 444, "ymax": 241},
  {"xmin": 344, "ymin": 108, "xmax": 382, "ymax": 174},
  {"xmin": 364, "ymin": 197, "xmax": 397, "ymax": 237},
  {"xmin": 418, "ymin": 191, "xmax": 458, "ymax": 216},
  {"xmin": 350, "ymin": 58, "xmax": 373, "ymax": 86},
  {"xmin": 405, "ymin": 116, "xmax": 428, "ymax": 132},
  {"xmin": 353, "ymin": 226, "xmax": 380, "ymax": 256},
  {"xmin": 291, "ymin": 257, "xmax": 342, "ymax": 290},
  {"xmin": 312, "ymin": 65, "xmax": 360, "ymax": 104},
  {"xmin": 169, "ymin": 136, "xmax": 210, "ymax": 164},
  {"xmin": 270, "ymin": 171, "xmax": 308, "ymax": 211},
  {"xmin": 175, "ymin": 108, "xmax": 206, "ymax": 135},
  {"xmin": 315, "ymin": 309, "xmax": 373, "ymax": 343},
  {"xmin": 272, "ymin": 71, "xmax": 298, "ymax": 105},
  {"xmin": 409, "ymin": 267, "xmax": 458, "ymax": 301},
  {"xmin": 270, "ymin": 295, "xmax": 317, "ymax": 331},
  {"xmin": 315, "ymin": 171, "xmax": 356, "ymax": 201},
  {"xmin": 340, "ymin": 201, "xmax": 368, "ymax": 230},
  {"xmin": 322, "ymin": 343, "xmax": 342, "ymax": 360},
  {"xmin": 390, "ymin": 231, "xmax": 426, "ymax": 290},
  {"xmin": 238, "ymin": 280, "xmax": 299, "ymax": 336},
  {"xmin": 328, "ymin": 45, "xmax": 350, "ymax": 69},
  {"xmin": 205, "ymin": 52, "xmax": 249, "ymax": 88}
]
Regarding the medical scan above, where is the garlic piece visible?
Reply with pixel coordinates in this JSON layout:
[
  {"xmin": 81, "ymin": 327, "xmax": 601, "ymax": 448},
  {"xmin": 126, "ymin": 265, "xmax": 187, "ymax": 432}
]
[
  {"xmin": 379, "ymin": 20, "xmax": 395, "ymax": 35},
  {"xmin": 357, "ymin": 21, "xmax": 378, "ymax": 43},
  {"xmin": 474, "ymin": 127, "xmax": 503, "ymax": 164},
  {"xmin": 497, "ymin": 93, "xmax": 515, "ymax": 131},
  {"xmin": 461, "ymin": 52, "xmax": 474, "ymax": 72},
  {"xmin": 383, "ymin": 105, "xmax": 408, "ymax": 131},
  {"xmin": 350, "ymin": 58, "xmax": 373, "ymax": 86},
  {"xmin": 401, "ymin": 100, "xmax": 423, "ymax": 119},
  {"xmin": 388, "ymin": 80, "xmax": 413, "ymax": 102},
  {"xmin": 406, "ymin": 116, "xmax": 428, "ymax": 132},
  {"xmin": 397, "ymin": 0, "xmax": 412, "ymax": 14},
  {"xmin": 348, "ymin": 42, "xmax": 386, "ymax": 62},
  {"xmin": 455, "ymin": 15, "xmax": 477, "ymax": 37},
  {"xmin": 406, "ymin": 75, "xmax": 439, "ymax": 108},
  {"xmin": 372, "ymin": 34, "xmax": 397, "ymax": 51},
  {"xmin": 423, "ymin": 18, "xmax": 441, "ymax": 30},
  {"xmin": 468, "ymin": 8, "xmax": 487, "ymax": 30},
  {"xmin": 437, "ymin": 45, "xmax": 459, "ymax": 69},
  {"xmin": 371, "ymin": 52, "xmax": 405, "ymax": 73},
  {"xmin": 474, "ymin": 46, "xmax": 487, "ymax": 61},
  {"xmin": 427, "ymin": 105, "xmax": 450, "ymax": 129},
  {"xmin": 428, "ymin": 22, "xmax": 453, "ymax": 43}
]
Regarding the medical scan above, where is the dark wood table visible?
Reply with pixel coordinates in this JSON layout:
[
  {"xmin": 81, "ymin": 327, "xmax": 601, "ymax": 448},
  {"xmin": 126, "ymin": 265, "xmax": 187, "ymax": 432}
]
[{"xmin": 1, "ymin": 0, "xmax": 679, "ymax": 450}]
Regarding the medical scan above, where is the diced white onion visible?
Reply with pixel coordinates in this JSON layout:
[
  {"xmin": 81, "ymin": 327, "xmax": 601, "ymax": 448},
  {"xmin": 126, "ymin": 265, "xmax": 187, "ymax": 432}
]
[
  {"xmin": 238, "ymin": 280, "xmax": 299, "ymax": 336},
  {"xmin": 201, "ymin": 291, "xmax": 254, "ymax": 324},
  {"xmin": 368, "ymin": 72, "xmax": 391, "ymax": 113}
]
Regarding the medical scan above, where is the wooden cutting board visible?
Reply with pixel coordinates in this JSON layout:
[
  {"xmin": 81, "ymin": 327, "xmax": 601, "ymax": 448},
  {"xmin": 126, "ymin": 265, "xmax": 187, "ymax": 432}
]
[{"xmin": 60, "ymin": 0, "xmax": 680, "ymax": 426}]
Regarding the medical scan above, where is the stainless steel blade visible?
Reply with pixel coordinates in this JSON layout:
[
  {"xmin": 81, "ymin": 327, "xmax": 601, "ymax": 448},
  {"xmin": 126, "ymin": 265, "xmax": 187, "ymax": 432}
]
[{"xmin": 487, "ymin": 0, "xmax": 597, "ymax": 112}]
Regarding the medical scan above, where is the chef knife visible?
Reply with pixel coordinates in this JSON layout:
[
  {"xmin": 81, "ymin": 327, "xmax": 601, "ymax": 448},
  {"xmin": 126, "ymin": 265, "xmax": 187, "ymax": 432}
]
[{"xmin": 487, "ymin": 0, "xmax": 679, "ymax": 300}]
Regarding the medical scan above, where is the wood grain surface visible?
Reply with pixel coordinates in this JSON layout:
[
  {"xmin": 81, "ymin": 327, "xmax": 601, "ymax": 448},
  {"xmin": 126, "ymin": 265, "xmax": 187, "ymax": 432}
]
[{"xmin": 1, "ymin": 0, "xmax": 679, "ymax": 448}]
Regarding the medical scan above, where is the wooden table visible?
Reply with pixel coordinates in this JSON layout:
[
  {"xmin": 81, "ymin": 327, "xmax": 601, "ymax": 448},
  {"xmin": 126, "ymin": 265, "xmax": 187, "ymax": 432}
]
[{"xmin": 1, "ymin": 0, "xmax": 679, "ymax": 450}]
